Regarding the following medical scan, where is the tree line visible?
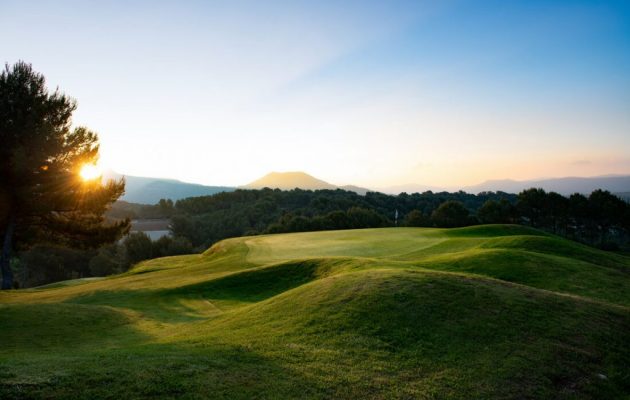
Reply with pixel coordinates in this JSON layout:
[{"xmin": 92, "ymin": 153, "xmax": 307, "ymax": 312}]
[
  {"xmin": 14, "ymin": 233, "xmax": 192, "ymax": 287},
  {"xmin": 168, "ymin": 187, "xmax": 629, "ymax": 251},
  {"xmin": 169, "ymin": 188, "xmax": 517, "ymax": 247},
  {"xmin": 12, "ymin": 186, "xmax": 629, "ymax": 288}
]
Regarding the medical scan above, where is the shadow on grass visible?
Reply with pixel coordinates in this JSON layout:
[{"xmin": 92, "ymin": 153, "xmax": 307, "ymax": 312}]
[
  {"xmin": 0, "ymin": 302, "xmax": 151, "ymax": 354},
  {"xmin": 0, "ymin": 341, "xmax": 324, "ymax": 400},
  {"xmin": 62, "ymin": 258, "xmax": 361, "ymax": 323}
]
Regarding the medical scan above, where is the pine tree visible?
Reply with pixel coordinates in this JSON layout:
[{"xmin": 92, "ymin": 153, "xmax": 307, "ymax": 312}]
[{"xmin": 0, "ymin": 61, "xmax": 130, "ymax": 289}]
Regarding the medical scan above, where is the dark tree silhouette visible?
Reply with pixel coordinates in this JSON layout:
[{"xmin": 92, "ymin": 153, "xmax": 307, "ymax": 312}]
[
  {"xmin": 477, "ymin": 199, "xmax": 516, "ymax": 224},
  {"xmin": 431, "ymin": 201, "xmax": 470, "ymax": 228},
  {"xmin": 122, "ymin": 232, "xmax": 153, "ymax": 265},
  {"xmin": 545, "ymin": 191, "xmax": 570, "ymax": 234},
  {"xmin": 403, "ymin": 210, "xmax": 431, "ymax": 227},
  {"xmin": 588, "ymin": 189, "xmax": 627, "ymax": 244},
  {"xmin": 0, "ymin": 61, "xmax": 129, "ymax": 289},
  {"xmin": 516, "ymin": 188, "xmax": 548, "ymax": 227}
]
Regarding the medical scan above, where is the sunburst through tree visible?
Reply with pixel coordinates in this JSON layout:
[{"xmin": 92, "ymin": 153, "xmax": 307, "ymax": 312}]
[{"xmin": 0, "ymin": 61, "xmax": 130, "ymax": 289}]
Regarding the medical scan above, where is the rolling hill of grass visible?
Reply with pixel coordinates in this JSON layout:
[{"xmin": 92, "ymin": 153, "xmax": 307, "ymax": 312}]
[{"xmin": 1, "ymin": 225, "xmax": 628, "ymax": 399}]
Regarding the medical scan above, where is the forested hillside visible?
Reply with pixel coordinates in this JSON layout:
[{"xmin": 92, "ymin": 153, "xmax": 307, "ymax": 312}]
[
  {"xmin": 170, "ymin": 189, "xmax": 516, "ymax": 247},
  {"xmin": 169, "ymin": 188, "xmax": 629, "ymax": 251}
]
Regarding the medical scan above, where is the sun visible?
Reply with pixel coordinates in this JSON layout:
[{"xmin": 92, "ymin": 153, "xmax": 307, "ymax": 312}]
[{"xmin": 79, "ymin": 163, "xmax": 102, "ymax": 181}]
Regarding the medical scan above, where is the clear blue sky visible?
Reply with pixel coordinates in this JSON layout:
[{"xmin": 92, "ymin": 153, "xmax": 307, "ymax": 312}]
[{"xmin": 2, "ymin": 0, "xmax": 629, "ymax": 188}]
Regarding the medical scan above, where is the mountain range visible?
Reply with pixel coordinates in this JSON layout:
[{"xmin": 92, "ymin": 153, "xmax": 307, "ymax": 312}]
[
  {"xmin": 103, "ymin": 171, "xmax": 233, "ymax": 204},
  {"xmin": 106, "ymin": 170, "xmax": 630, "ymax": 204},
  {"xmin": 461, "ymin": 175, "xmax": 630, "ymax": 195},
  {"xmin": 379, "ymin": 175, "xmax": 630, "ymax": 196}
]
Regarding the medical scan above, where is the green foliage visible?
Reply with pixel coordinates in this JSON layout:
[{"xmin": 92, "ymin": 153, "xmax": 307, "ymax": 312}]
[
  {"xmin": 589, "ymin": 189, "xmax": 628, "ymax": 237},
  {"xmin": 1, "ymin": 226, "xmax": 628, "ymax": 398},
  {"xmin": 123, "ymin": 232, "xmax": 153, "ymax": 265},
  {"xmin": 477, "ymin": 198, "xmax": 516, "ymax": 224},
  {"xmin": 13, "ymin": 233, "xmax": 195, "ymax": 286},
  {"xmin": 89, "ymin": 244, "xmax": 124, "ymax": 277},
  {"xmin": 431, "ymin": 200, "xmax": 470, "ymax": 227},
  {"xmin": 403, "ymin": 209, "xmax": 431, "ymax": 227},
  {"xmin": 267, "ymin": 207, "xmax": 388, "ymax": 234},
  {"xmin": 164, "ymin": 186, "xmax": 629, "ymax": 252},
  {"xmin": 152, "ymin": 236, "xmax": 193, "ymax": 257},
  {"xmin": 17, "ymin": 245, "xmax": 94, "ymax": 287},
  {"xmin": 170, "ymin": 188, "xmax": 515, "ymax": 248},
  {"xmin": 517, "ymin": 188, "xmax": 552, "ymax": 227},
  {"xmin": 517, "ymin": 188, "xmax": 630, "ymax": 248},
  {"xmin": 0, "ymin": 61, "xmax": 129, "ymax": 289}
]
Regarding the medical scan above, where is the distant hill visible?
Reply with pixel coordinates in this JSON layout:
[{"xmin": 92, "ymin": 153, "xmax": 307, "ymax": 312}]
[
  {"xmin": 380, "ymin": 175, "xmax": 630, "ymax": 196},
  {"xmin": 243, "ymin": 171, "xmax": 336, "ymax": 190},
  {"xmin": 616, "ymin": 192, "xmax": 630, "ymax": 201},
  {"xmin": 338, "ymin": 185, "xmax": 371, "ymax": 196},
  {"xmin": 463, "ymin": 175, "xmax": 630, "ymax": 195},
  {"xmin": 105, "ymin": 170, "xmax": 630, "ymax": 203},
  {"xmin": 103, "ymin": 171, "xmax": 234, "ymax": 204},
  {"xmin": 242, "ymin": 171, "xmax": 372, "ymax": 195}
]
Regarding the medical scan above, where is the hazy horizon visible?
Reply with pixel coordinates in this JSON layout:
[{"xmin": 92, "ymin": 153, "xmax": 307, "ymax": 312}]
[
  {"xmin": 3, "ymin": 0, "xmax": 629, "ymax": 187},
  {"xmin": 106, "ymin": 168, "xmax": 630, "ymax": 192}
]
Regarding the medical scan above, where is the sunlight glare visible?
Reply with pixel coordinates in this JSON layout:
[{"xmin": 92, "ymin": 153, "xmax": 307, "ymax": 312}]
[{"xmin": 80, "ymin": 164, "xmax": 102, "ymax": 181}]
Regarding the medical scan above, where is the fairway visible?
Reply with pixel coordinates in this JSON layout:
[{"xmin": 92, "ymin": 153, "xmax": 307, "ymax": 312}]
[{"xmin": 1, "ymin": 225, "xmax": 629, "ymax": 399}]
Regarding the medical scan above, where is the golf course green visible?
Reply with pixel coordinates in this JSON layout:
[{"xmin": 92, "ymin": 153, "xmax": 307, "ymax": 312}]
[{"xmin": 1, "ymin": 225, "xmax": 628, "ymax": 399}]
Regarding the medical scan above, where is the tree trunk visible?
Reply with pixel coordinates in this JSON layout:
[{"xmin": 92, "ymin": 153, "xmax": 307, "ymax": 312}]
[{"xmin": 1, "ymin": 215, "xmax": 15, "ymax": 290}]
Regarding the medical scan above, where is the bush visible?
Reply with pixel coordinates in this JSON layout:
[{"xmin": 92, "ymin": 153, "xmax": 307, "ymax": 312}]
[
  {"xmin": 152, "ymin": 236, "xmax": 194, "ymax": 257},
  {"xmin": 89, "ymin": 244, "xmax": 125, "ymax": 276},
  {"xmin": 123, "ymin": 232, "xmax": 153, "ymax": 265},
  {"xmin": 18, "ymin": 245, "xmax": 94, "ymax": 287}
]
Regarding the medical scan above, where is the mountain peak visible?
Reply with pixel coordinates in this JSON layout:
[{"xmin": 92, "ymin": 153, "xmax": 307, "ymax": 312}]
[
  {"xmin": 242, "ymin": 171, "xmax": 372, "ymax": 194},
  {"xmin": 243, "ymin": 171, "xmax": 337, "ymax": 191}
]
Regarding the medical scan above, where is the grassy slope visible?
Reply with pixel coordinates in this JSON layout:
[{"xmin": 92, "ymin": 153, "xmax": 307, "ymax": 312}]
[{"xmin": 1, "ymin": 225, "xmax": 628, "ymax": 399}]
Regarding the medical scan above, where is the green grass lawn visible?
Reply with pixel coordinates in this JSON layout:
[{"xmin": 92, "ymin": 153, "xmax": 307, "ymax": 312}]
[{"xmin": 1, "ymin": 225, "xmax": 628, "ymax": 399}]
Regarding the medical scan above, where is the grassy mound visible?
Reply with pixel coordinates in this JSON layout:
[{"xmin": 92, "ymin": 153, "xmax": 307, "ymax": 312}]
[{"xmin": 1, "ymin": 225, "xmax": 628, "ymax": 399}]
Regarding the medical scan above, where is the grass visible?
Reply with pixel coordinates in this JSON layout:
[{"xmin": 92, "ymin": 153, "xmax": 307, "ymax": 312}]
[{"xmin": 1, "ymin": 224, "xmax": 628, "ymax": 399}]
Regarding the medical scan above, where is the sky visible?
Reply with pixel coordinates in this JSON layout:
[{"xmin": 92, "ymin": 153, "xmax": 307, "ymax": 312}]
[{"xmin": 2, "ymin": 0, "xmax": 629, "ymax": 189}]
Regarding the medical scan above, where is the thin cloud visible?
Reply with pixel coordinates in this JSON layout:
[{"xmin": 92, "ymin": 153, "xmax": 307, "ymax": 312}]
[{"xmin": 571, "ymin": 160, "xmax": 592, "ymax": 166}]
